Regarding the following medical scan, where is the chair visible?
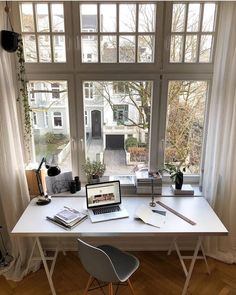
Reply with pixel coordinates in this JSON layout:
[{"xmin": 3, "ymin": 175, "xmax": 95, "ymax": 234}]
[{"xmin": 78, "ymin": 239, "xmax": 140, "ymax": 295}]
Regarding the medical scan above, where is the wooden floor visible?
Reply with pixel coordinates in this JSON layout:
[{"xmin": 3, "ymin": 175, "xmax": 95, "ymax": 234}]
[{"xmin": 1, "ymin": 251, "xmax": 236, "ymax": 295}]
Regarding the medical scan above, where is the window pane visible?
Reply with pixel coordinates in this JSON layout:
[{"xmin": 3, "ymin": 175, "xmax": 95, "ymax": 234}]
[
  {"xmin": 36, "ymin": 4, "xmax": 49, "ymax": 33},
  {"xmin": 38, "ymin": 35, "xmax": 51, "ymax": 62},
  {"xmin": 80, "ymin": 4, "xmax": 97, "ymax": 32},
  {"xmin": 199, "ymin": 35, "xmax": 213, "ymax": 62},
  {"xmin": 138, "ymin": 4, "xmax": 155, "ymax": 33},
  {"xmin": 100, "ymin": 4, "xmax": 116, "ymax": 32},
  {"xmin": 119, "ymin": 4, "xmax": 136, "ymax": 32},
  {"xmin": 187, "ymin": 4, "xmax": 200, "ymax": 32},
  {"xmin": 184, "ymin": 35, "xmax": 198, "ymax": 62},
  {"xmin": 81, "ymin": 35, "xmax": 98, "ymax": 62},
  {"xmin": 119, "ymin": 35, "xmax": 135, "ymax": 63},
  {"xmin": 20, "ymin": 3, "xmax": 35, "ymax": 32},
  {"xmin": 171, "ymin": 3, "xmax": 186, "ymax": 32},
  {"xmin": 170, "ymin": 35, "xmax": 184, "ymax": 62},
  {"xmin": 202, "ymin": 3, "xmax": 216, "ymax": 32},
  {"xmin": 51, "ymin": 4, "xmax": 65, "ymax": 32},
  {"xmin": 165, "ymin": 80, "xmax": 208, "ymax": 174},
  {"xmin": 101, "ymin": 35, "xmax": 117, "ymax": 63},
  {"xmin": 53, "ymin": 35, "xmax": 66, "ymax": 62},
  {"xmin": 23, "ymin": 34, "xmax": 37, "ymax": 62},
  {"xmin": 138, "ymin": 35, "xmax": 154, "ymax": 63},
  {"xmin": 83, "ymin": 81, "xmax": 152, "ymax": 176},
  {"xmin": 28, "ymin": 81, "xmax": 71, "ymax": 172}
]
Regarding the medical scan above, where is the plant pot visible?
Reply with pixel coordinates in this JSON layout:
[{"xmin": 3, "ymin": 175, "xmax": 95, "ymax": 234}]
[
  {"xmin": 175, "ymin": 172, "xmax": 183, "ymax": 190},
  {"xmin": 88, "ymin": 176, "xmax": 100, "ymax": 184}
]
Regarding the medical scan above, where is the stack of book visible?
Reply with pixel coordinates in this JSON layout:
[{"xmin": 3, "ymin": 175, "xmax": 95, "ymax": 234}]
[
  {"xmin": 171, "ymin": 184, "xmax": 194, "ymax": 195},
  {"xmin": 47, "ymin": 207, "xmax": 87, "ymax": 230},
  {"xmin": 135, "ymin": 171, "xmax": 162, "ymax": 195}
]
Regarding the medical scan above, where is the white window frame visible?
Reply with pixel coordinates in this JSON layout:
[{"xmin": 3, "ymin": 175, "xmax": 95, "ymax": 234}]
[{"xmin": 15, "ymin": 1, "xmax": 218, "ymax": 184}]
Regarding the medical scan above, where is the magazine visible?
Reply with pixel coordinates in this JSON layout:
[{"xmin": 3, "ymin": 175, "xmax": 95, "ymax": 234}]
[{"xmin": 46, "ymin": 207, "xmax": 87, "ymax": 230}]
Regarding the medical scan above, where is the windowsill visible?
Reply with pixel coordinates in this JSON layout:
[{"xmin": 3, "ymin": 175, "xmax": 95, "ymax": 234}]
[{"xmin": 51, "ymin": 184, "xmax": 202, "ymax": 198}]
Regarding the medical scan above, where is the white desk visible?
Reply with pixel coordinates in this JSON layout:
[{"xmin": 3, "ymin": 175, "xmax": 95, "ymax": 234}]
[{"xmin": 12, "ymin": 196, "xmax": 228, "ymax": 295}]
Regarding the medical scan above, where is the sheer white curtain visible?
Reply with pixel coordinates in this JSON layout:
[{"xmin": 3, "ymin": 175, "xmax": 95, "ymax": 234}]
[
  {"xmin": 0, "ymin": 2, "xmax": 39, "ymax": 280},
  {"xmin": 203, "ymin": 2, "xmax": 236, "ymax": 263}
]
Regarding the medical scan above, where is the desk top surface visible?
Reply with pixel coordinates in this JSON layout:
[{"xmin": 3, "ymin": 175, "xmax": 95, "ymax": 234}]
[{"xmin": 12, "ymin": 196, "xmax": 228, "ymax": 237}]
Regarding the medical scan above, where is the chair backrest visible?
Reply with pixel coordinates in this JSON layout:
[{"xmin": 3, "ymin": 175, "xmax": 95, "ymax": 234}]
[{"xmin": 78, "ymin": 239, "xmax": 120, "ymax": 282}]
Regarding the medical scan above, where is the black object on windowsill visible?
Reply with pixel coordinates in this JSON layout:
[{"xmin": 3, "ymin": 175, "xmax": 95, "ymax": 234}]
[{"xmin": 35, "ymin": 157, "xmax": 61, "ymax": 205}]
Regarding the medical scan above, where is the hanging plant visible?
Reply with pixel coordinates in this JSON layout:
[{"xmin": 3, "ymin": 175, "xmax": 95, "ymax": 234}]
[{"xmin": 16, "ymin": 35, "xmax": 32, "ymax": 149}]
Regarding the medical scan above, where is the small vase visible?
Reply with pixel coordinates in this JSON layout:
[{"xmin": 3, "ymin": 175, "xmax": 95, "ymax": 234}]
[{"xmin": 175, "ymin": 172, "xmax": 183, "ymax": 190}]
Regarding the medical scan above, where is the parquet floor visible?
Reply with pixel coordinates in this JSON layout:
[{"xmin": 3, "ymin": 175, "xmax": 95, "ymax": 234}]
[{"xmin": 1, "ymin": 251, "xmax": 236, "ymax": 295}]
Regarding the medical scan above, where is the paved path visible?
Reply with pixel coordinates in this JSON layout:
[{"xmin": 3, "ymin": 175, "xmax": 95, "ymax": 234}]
[{"xmin": 104, "ymin": 149, "xmax": 135, "ymax": 175}]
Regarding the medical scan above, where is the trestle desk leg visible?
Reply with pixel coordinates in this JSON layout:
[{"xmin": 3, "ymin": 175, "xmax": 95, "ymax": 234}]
[
  {"xmin": 181, "ymin": 237, "xmax": 202, "ymax": 295},
  {"xmin": 167, "ymin": 237, "xmax": 176, "ymax": 256},
  {"xmin": 200, "ymin": 243, "xmax": 210, "ymax": 274},
  {"xmin": 36, "ymin": 237, "xmax": 57, "ymax": 295},
  {"xmin": 25, "ymin": 238, "xmax": 37, "ymax": 275},
  {"xmin": 174, "ymin": 239, "xmax": 188, "ymax": 277}
]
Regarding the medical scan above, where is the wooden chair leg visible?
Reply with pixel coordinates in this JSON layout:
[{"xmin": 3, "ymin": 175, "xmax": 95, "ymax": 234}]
[
  {"xmin": 128, "ymin": 279, "xmax": 135, "ymax": 295},
  {"xmin": 83, "ymin": 275, "xmax": 93, "ymax": 295},
  {"xmin": 108, "ymin": 283, "xmax": 113, "ymax": 295}
]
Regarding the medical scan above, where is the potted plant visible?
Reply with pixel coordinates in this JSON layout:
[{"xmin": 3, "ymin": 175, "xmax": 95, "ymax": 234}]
[
  {"xmin": 159, "ymin": 163, "xmax": 184, "ymax": 190},
  {"xmin": 83, "ymin": 158, "xmax": 106, "ymax": 184}
]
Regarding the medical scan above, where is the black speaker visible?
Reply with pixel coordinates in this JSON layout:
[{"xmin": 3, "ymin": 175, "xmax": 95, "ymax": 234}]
[{"xmin": 1, "ymin": 30, "xmax": 19, "ymax": 53}]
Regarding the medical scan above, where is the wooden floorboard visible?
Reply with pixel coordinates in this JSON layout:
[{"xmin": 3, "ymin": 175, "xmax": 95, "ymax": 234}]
[{"xmin": 1, "ymin": 251, "xmax": 236, "ymax": 295}]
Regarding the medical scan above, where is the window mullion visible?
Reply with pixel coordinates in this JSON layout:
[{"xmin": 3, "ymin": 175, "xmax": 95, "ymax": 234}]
[
  {"xmin": 32, "ymin": 3, "xmax": 39, "ymax": 62},
  {"xmin": 48, "ymin": 3, "xmax": 54, "ymax": 63},
  {"xmin": 117, "ymin": 3, "xmax": 119, "ymax": 63},
  {"xmin": 97, "ymin": 3, "xmax": 101, "ymax": 63},
  {"xmin": 182, "ymin": 3, "xmax": 189, "ymax": 63},
  {"xmin": 135, "ymin": 3, "xmax": 139, "ymax": 63}
]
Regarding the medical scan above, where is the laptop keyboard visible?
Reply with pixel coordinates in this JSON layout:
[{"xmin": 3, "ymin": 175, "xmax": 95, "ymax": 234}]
[{"xmin": 93, "ymin": 206, "xmax": 121, "ymax": 215}]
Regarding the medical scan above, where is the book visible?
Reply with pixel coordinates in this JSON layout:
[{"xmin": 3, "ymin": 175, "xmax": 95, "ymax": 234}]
[
  {"xmin": 135, "ymin": 205, "xmax": 166, "ymax": 228},
  {"xmin": 46, "ymin": 207, "xmax": 88, "ymax": 230},
  {"xmin": 171, "ymin": 184, "xmax": 194, "ymax": 195},
  {"xmin": 135, "ymin": 171, "xmax": 162, "ymax": 195}
]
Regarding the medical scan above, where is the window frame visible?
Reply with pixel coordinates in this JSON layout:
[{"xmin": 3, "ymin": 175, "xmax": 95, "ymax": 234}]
[
  {"xmin": 163, "ymin": 2, "xmax": 219, "ymax": 73},
  {"xmin": 14, "ymin": 2, "xmax": 73, "ymax": 72},
  {"xmin": 73, "ymin": 1, "xmax": 164, "ymax": 73},
  {"xmin": 14, "ymin": 1, "xmax": 218, "ymax": 184}
]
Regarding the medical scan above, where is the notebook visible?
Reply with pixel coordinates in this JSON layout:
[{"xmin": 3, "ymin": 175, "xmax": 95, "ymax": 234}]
[{"xmin": 85, "ymin": 181, "xmax": 129, "ymax": 223}]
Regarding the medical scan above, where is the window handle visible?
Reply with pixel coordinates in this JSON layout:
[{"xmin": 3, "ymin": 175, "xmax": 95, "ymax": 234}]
[
  {"xmin": 80, "ymin": 138, "xmax": 84, "ymax": 151},
  {"xmin": 161, "ymin": 138, "xmax": 165, "ymax": 151},
  {"xmin": 71, "ymin": 138, "xmax": 76, "ymax": 150}
]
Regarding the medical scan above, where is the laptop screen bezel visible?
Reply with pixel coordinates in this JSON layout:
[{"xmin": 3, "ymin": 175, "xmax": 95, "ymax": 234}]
[{"xmin": 85, "ymin": 180, "xmax": 122, "ymax": 209}]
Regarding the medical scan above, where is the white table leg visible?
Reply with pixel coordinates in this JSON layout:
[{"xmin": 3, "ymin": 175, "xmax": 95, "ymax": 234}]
[
  {"xmin": 36, "ymin": 237, "xmax": 57, "ymax": 295},
  {"xmin": 167, "ymin": 237, "xmax": 176, "ymax": 256},
  {"xmin": 25, "ymin": 238, "xmax": 37, "ymax": 275},
  {"xmin": 200, "ymin": 243, "xmax": 210, "ymax": 274},
  {"xmin": 181, "ymin": 237, "xmax": 202, "ymax": 295},
  {"xmin": 174, "ymin": 239, "xmax": 188, "ymax": 277}
]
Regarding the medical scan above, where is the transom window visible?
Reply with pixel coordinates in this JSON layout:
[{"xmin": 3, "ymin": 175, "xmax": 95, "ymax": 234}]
[
  {"xmin": 170, "ymin": 2, "xmax": 217, "ymax": 63},
  {"xmin": 19, "ymin": 2, "xmax": 66, "ymax": 63},
  {"xmin": 80, "ymin": 3, "xmax": 156, "ymax": 63}
]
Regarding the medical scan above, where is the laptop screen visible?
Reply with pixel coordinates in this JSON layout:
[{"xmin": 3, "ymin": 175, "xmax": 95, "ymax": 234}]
[{"xmin": 86, "ymin": 181, "xmax": 121, "ymax": 209}]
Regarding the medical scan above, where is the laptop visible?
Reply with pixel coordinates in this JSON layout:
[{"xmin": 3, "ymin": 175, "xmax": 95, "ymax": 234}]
[{"xmin": 85, "ymin": 181, "xmax": 129, "ymax": 223}]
